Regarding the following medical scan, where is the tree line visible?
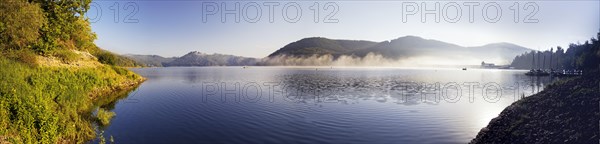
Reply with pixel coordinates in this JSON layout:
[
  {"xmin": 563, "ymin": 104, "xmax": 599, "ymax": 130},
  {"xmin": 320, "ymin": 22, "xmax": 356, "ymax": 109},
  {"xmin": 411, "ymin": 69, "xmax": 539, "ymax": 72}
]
[
  {"xmin": 0, "ymin": 0, "xmax": 94, "ymax": 52},
  {"xmin": 0, "ymin": 0, "xmax": 141, "ymax": 67},
  {"xmin": 510, "ymin": 33, "xmax": 600, "ymax": 72}
]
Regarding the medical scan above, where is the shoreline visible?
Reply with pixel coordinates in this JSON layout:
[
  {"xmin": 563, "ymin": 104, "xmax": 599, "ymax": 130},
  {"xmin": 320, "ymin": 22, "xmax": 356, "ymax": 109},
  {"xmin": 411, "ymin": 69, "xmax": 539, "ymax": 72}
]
[
  {"xmin": 0, "ymin": 56, "xmax": 147, "ymax": 143},
  {"xmin": 470, "ymin": 71, "xmax": 599, "ymax": 143},
  {"xmin": 88, "ymin": 77, "xmax": 146, "ymax": 100}
]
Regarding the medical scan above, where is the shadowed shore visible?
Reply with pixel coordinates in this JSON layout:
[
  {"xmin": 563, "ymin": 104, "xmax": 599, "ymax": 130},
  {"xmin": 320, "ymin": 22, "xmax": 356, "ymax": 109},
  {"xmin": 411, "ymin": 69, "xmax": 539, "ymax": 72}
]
[{"xmin": 471, "ymin": 70, "xmax": 599, "ymax": 143}]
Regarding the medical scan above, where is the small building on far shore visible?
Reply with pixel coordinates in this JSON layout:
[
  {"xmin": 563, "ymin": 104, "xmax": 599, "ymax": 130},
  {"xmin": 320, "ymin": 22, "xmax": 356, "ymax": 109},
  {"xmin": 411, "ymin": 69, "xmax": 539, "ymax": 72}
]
[
  {"xmin": 481, "ymin": 61, "xmax": 495, "ymax": 68},
  {"xmin": 480, "ymin": 61, "xmax": 507, "ymax": 69}
]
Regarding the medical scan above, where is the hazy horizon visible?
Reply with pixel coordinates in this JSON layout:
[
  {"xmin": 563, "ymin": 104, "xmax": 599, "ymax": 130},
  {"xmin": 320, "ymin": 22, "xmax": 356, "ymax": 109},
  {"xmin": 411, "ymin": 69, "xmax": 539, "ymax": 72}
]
[
  {"xmin": 88, "ymin": 1, "xmax": 600, "ymax": 58},
  {"xmin": 123, "ymin": 35, "xmax": 535, "ymax": 59}
]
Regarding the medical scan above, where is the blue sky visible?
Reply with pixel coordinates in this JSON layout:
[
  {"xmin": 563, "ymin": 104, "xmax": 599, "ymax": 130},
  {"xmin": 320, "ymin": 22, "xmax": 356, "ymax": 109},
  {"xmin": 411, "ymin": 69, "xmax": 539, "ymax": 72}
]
[{"xmin": 88, "ymin": 0, "xmax": 600, "ymax": 58}]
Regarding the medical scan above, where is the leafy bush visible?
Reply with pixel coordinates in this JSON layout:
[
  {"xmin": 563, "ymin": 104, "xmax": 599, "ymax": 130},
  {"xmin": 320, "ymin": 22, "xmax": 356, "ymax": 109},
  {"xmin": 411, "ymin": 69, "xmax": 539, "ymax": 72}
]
[
  {"xmin": 93, "ymin": 50, "xmax": 143, "ymax": 67},
  {"xmin": 52, "ymin": 49, "xmax": 79, "ymax": 63},
  {"xmin": 3, "ymin": 49, "xmax": 39, "ymax": 67},
  {"xmin": 94, "ymin": 50, "xmax": 117, "ymax": 65},
  {"xmin": 96, "ymin": 108, "xmax": 116, "ymax": 126},
  {"xmin": 0, "ymin": 0, "xmax": 45, "ymax": 51}
]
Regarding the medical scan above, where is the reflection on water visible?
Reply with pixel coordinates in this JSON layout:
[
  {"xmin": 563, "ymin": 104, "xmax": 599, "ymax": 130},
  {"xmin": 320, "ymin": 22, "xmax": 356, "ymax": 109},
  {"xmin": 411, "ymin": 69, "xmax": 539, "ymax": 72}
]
[
  {"xmin": 101, "ymin": 67, "xmax": 556, "ymax": 143},
  {"xmin": 87, "ymin": 83, "xmax": 142, "ymax": 143}
]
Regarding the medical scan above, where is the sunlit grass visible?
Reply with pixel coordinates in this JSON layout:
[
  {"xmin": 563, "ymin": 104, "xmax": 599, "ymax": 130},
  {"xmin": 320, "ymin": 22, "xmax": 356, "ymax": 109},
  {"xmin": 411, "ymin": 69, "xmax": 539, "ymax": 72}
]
[
  {"xmin": 96, "ymin": 108, "xmax": 116, "ymax": 126},
  {"xmin": 0, "ymin": 57, "xmax": 143, "ymax": 143}
]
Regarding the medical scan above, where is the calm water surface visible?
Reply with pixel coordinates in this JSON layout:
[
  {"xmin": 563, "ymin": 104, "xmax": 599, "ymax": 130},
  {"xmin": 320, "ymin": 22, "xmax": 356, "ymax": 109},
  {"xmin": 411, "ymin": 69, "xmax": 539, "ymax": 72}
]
[{"xmin": 100, "ymin": 67, "xmax": 555, "ymax": 143}]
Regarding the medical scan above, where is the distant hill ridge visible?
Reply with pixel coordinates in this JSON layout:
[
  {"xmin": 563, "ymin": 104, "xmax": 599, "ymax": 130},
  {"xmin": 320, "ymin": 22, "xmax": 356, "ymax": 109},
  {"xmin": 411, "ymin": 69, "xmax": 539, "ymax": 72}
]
[
  {"xmin": 128, "ymin": 36, "xmax": 532, "ymax": 66},
  {"xmin": 268, "ymin": 36, "xmax": 532, "ymax": 65}
]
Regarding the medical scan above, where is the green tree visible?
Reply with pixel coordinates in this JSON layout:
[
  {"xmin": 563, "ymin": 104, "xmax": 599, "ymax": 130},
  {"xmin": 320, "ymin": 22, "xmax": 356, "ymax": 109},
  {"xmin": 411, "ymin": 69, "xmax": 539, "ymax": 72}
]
[
  {"xmin": 31, "ymin": 0, "xmax": 95, "ymax": 53},
  {"xmin": 0, "ymin": 0, "xmax": 45, "ymax": 51}
]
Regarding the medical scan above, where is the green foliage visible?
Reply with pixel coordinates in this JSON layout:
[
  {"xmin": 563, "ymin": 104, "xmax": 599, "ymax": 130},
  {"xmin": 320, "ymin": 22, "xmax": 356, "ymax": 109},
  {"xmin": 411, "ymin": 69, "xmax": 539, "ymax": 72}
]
[
  {"xmin": 31, "ymin": 0, "xmax": 95, "ymax": 53},
  {"xmin": 51, "ymin": 49, "xmax": 79, "ymax": 63},
  {"xmin": 98, "ymin": 130, "xmax": 106, "ymax": 144},
  {"xmin": 511, "ymin": 33, "xmax": 600, "ymax": 71},
  {"xmin": 96, "ymin": 108, "xmax": 115, "ymax": 126},
  {"xmin": 0, "ymin": 0, "xmax": 97, "ymax": 53},
  {"xmin": 0, "ymin": 0, "xmax": 143, "ymax": 143},
  {"xmin": 3, "ymin": 49, "xmax": 39, "ymax": 67},
  {"xmin": 0, "ymin": 0, "xmax": 46, "ymax": 51},
  {"xmin": 94, "ymin": 50, "xmax": 118, "ymax": 65},
  {"xmin": 93, "ymin": 50, "xmax": 143, "ymax": 67},
  {"xmin": 0, "ymin": 58, "xmax": 142, "ymax": 143}
]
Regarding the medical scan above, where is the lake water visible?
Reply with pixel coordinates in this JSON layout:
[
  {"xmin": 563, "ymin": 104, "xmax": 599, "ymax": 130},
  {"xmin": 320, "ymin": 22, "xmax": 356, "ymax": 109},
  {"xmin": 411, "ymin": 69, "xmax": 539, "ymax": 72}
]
[{"xmin": 100, "ymin": 67, "xmax": 555, "ymax": 143}]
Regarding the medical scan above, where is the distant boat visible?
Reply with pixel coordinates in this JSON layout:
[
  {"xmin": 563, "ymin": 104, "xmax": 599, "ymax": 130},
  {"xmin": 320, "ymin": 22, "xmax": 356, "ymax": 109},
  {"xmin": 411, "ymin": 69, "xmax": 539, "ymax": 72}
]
[{"xmin": 462, "ymin": 68, "xmax": 467, "ymax": 70}]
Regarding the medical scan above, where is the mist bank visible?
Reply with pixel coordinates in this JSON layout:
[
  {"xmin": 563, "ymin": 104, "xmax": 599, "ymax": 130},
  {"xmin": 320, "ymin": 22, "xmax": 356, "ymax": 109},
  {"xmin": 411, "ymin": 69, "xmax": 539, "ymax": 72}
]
[
  {"xmin": 126, "ymin": 36, "xmax": 532, "ymax": 67},
  {"xmin": 257, "ymin": 53, "xmax": 493, "ymax": 67},
  {"xmin": 267, "ymin": 36, "xmax": 532, "ymax": 66},
  {"xmin": 127, "ymin": 52, "xmax": 507, "ymax": 67}
]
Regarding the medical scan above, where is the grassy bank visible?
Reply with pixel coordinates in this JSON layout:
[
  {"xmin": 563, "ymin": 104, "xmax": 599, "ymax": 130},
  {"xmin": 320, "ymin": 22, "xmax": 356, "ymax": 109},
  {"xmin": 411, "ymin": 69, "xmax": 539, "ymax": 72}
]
[
  {"xmin": 0, "ymin": 57, "xmax": 144, "ymax": 143},
  {"xmin": 0, "ymin": 1, "xmax": 146, "ymax": 143}
]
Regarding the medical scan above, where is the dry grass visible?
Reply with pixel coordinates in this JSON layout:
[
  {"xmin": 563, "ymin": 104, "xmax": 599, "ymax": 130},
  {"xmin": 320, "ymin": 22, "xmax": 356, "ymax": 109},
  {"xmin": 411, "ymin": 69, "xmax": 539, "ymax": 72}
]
[{"xmin": 36, "ymin": 49, "xmax": 102, "ymax": 68}]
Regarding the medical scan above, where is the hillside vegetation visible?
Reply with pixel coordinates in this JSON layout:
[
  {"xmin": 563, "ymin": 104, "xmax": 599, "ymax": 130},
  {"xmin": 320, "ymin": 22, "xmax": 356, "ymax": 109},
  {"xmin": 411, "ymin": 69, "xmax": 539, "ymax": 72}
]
[
  {"xmin": 0, "ymin": 0, "xmax": 144, "ymax": 143},
  {"xmin": 124, "ymin": 54, "xmax": 175, "ymax": 67},
  {"xmin": 163, "ymin": 51, "xmax": 258, "ymax": 66},
  {"xmin": 0, "ymin": 57, "xmax": 143, "ymax": 143},
  {"xmin": 472, "ymin": 33, "xmax": 600, "ymax": 143},
  {"xmin": 510, "ymin": 35, "xmax": 600, "ymax": 70}
]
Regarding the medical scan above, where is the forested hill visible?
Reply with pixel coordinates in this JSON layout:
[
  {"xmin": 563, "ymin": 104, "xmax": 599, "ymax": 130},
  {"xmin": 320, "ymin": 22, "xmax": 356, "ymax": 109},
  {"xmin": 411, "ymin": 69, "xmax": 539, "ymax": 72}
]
[
  {"xmin": 267, "ymin": 36, "xmax": 531, "ymax": 65},
  {"xmin": 510, "ymin": 34, "xmax": 600, "ymax": 70},
  {"xmin": 163, "ymin": 51, "xmax": 259, "ymax": 66},
  {"xmin": 124, "ymin": 54, "xmax": 176, "ymax": 67},
  {"xmin": 1, "ymin": 0, "xmax": 144, "ymax": 143},
  {"xmin": 267, "ymin": 37, "xmax": 378, "ymax": 58}
]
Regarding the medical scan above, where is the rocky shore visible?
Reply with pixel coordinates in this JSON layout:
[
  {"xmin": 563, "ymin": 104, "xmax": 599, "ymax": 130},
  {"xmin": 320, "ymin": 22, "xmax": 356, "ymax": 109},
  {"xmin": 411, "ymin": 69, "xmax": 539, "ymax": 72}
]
[{"xmin": 471, "ymin": 70, "xmax": 599, "ymax": 143}]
